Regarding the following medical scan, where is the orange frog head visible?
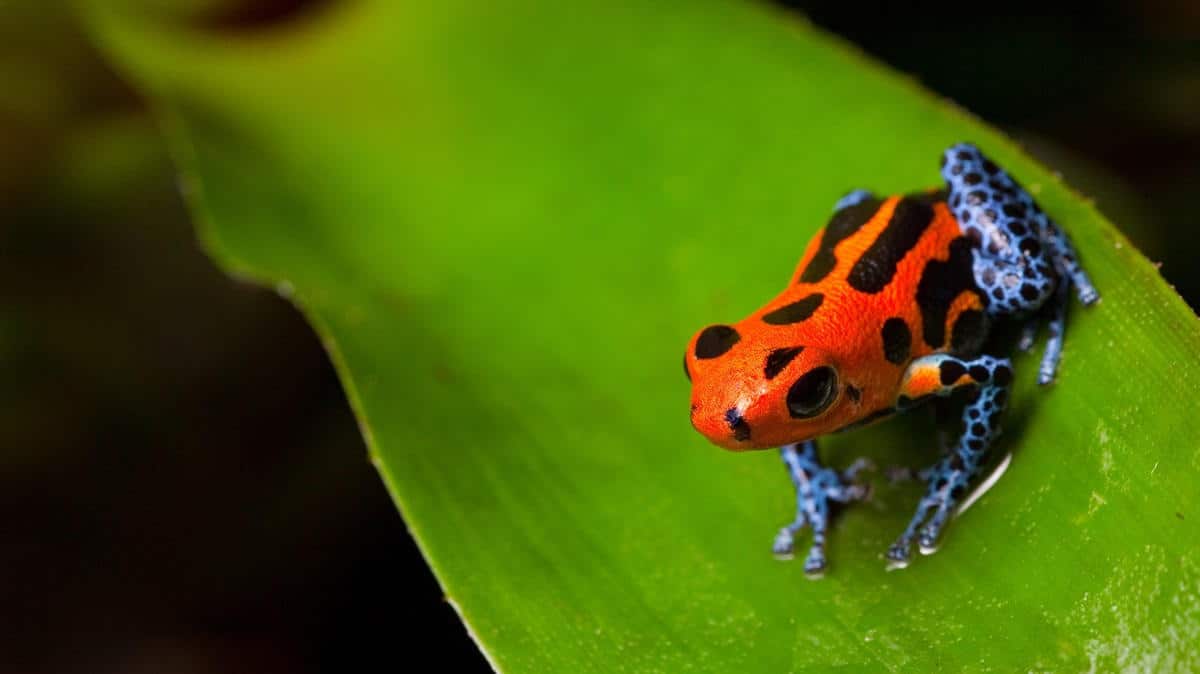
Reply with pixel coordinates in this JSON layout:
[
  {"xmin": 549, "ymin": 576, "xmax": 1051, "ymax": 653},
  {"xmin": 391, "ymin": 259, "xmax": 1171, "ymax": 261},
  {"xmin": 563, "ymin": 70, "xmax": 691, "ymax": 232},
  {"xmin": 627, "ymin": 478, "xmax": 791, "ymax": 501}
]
[{"xmin": 684, "ymin": 320, "xmax": 865, "ymax": 450}]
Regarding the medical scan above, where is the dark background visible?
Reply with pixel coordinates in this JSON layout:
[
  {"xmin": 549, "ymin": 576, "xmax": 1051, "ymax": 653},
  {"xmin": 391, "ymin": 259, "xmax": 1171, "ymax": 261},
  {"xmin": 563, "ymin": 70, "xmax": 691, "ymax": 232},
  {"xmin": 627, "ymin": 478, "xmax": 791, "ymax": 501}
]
[{"xmin": 2, "ymin": 1, "xmax": 1196, "ymax": 672}]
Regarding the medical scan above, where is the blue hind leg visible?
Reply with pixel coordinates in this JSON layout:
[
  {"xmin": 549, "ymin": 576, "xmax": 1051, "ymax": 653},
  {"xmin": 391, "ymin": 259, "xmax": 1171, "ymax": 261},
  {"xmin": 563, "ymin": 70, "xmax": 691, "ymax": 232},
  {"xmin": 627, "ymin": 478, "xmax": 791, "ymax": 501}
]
[
  {"xmin": 886, "ymin": 354, "xmax": 1012, "ymax": 567},
  {"xmin": 940, "ymin": 143, "xmax": 1099, "ymax": 383}
]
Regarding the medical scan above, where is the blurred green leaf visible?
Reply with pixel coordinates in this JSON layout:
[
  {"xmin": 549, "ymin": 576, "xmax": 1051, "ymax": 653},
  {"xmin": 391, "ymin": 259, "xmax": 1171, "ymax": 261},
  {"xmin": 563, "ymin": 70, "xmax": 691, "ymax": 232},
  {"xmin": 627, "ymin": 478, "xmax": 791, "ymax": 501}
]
[{"xmin": 83, "ymin": 1, "xmax": 1200, "ymax": 670}]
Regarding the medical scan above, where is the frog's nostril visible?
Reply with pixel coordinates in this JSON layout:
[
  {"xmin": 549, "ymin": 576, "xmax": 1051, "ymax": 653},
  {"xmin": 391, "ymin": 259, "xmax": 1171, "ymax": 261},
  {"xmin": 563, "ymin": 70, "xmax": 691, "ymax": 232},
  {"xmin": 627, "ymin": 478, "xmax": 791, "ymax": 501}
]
[{"xmin": 724, "ymin": 407, "xmax": 751, "ymax": 442}]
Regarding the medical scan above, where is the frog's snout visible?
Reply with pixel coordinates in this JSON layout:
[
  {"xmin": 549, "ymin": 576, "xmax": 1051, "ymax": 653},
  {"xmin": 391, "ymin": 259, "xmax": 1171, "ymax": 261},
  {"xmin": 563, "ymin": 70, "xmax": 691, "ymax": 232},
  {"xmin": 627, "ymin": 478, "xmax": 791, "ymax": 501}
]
[{"xmin": 690, "ymin": 403, "xmax": 754, "ymax": 450}]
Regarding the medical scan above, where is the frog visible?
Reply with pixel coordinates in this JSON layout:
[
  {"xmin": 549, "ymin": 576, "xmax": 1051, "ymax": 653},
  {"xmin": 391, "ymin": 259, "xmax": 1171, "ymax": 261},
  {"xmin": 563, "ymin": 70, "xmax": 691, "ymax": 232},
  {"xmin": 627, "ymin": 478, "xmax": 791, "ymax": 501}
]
[{"xmin": 682, "ymin": 143, "xmax": 1098, "ymax": 576}]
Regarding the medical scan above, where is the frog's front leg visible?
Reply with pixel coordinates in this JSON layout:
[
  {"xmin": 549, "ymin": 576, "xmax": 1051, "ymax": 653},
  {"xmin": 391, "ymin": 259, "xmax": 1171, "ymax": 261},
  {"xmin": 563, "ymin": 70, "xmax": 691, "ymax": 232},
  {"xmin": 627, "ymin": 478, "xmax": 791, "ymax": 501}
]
[
  {"xmin": 886, "ymin": 353, "xmax": 1012, "ymax": 568},
  {"xmin": 772, "ymin": 440, "xmax": 871, "ymax": 577}
]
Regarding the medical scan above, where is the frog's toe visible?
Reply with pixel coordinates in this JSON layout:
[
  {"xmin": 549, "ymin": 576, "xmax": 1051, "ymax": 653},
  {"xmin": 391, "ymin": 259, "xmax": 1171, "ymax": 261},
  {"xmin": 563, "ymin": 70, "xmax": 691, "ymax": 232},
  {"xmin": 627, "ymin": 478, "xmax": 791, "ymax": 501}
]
[
  {"xmin": 772, "ymin": 527, "xmax": 797, "ymax": 559},
  {"xmin": 1077, "ymin": 283, "xmax": 1100, "ymax": 306},
  {"xmin": 841, "ymin": 457, "xmax": 876, "ymax": 482},
  {"xmin": 803, "ymin": 549, "xmax": 828, "ymax": 577},
  {"xmin": 917, "ymin": 529, "xmax": 942, "ymax": 556},
  {"xmin": 1017, "ymin": 320, "xmax": 1039, "ymax": 352},
  {"xmin": 885, "ymin": 542, "xmax": 912, "ymax": 569}
]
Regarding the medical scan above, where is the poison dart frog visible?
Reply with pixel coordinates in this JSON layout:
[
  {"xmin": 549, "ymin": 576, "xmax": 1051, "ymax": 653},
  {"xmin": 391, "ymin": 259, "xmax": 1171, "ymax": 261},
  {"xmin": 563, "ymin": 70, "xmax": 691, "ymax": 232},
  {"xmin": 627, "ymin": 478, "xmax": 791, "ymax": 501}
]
[{"xmin": 683, "ymin": 143, "xmax": 1098, "ymax": 575}]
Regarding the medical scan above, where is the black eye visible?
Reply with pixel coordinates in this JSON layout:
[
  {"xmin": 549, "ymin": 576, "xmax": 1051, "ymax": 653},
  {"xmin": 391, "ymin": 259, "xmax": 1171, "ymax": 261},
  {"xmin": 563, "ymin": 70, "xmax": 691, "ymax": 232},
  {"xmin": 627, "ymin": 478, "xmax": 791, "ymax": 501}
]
[{"xmin": 787, "ymin": 367, "xmax": 838, "ymax": 418}]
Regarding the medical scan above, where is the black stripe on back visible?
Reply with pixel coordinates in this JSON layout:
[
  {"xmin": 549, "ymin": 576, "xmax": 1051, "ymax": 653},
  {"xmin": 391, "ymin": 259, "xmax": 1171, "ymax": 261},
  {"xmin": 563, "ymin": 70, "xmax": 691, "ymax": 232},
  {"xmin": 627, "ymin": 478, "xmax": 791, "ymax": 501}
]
[
  {"xmin": 916, "ymin": 237, "xmax": 982, "ymax": 348},
  {"xmin": 847, "ymin": 197, "xmax": 935, "ymax": 293},
  {"xmin": 798, "ymin": 198, "xmax": 883, "ymax": 284}
]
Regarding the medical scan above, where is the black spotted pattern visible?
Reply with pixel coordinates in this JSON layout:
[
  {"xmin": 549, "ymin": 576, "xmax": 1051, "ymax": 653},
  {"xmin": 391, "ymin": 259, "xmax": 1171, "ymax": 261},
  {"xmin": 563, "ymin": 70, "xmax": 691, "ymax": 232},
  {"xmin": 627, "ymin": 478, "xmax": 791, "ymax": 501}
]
[
  {"xmin": 764, "ymin": 346, "xmax": 804, "ymax": 380},
  {"xmin": 694, "ymin": 325, "xmax": 739, "ymax": 359},
  {"xmin": 847, "ymin": 197, "xmax": 935, "ymax": 293},
  {"xmin": 916, "ymin": 237, "xmax": 981, "ymax": 348},
  {"xmin": 881, "ymin": 317, "xmax": 912, "ymax": 365},
  {"xmin": 939, "ymin": 360, "xmax": 967, "ymax": 386},
  {"xmin": 799, "ymin": 198, "xmax": 883, "ymax": 284},
  {"xmin": 762, "ymin": 293, "xmax": 824, "ymax": 325}
]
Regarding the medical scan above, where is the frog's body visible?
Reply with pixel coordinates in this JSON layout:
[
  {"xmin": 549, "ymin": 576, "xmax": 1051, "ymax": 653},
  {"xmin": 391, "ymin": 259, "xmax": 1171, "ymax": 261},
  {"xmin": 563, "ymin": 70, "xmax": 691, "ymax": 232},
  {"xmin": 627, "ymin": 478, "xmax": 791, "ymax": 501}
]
[{"xmin": 683, "ymin": 143, "xmax": 1098, "ymax": 575}]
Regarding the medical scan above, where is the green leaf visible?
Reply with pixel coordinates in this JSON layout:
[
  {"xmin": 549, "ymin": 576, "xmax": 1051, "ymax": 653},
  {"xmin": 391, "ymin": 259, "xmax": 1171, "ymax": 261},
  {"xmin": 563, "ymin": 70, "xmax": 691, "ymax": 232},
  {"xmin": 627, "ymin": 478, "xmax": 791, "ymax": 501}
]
[{"xmin": 83, "ymin": 2, "xmax": 1200, "ymax": 670}]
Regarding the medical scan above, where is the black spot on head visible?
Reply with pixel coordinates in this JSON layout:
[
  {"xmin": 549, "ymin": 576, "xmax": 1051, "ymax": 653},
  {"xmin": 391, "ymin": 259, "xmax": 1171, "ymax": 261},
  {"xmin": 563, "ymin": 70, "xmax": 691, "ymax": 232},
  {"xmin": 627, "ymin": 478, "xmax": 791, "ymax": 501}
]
[
  {"xmin": 762, "ymin": 294, "xmax": 825, "ymax": 325},
  {"xmin": 968, "ymin": 365, "xmax": 989, "ymax": 382},
  {"xmin": 971, "ymin": 422, "xmax": 988, "ymax": 437},
  {"xmin": 967, "ymin": 438, "xmax": 984, "ymax": 451},
  {"xmin": 1008, "ymin": 220, "xmax": 1028, "ymax": 236},
  {"xmin": 1020, "ymin": 284, "xmax": 1040, "ymax": 301},
  {"xmin": 881, "ymin": 317, "xmax": 912, "ymax": 365},
  {"xmin": 1019, "ymin": 238, "xmax": 1042, "ymax": 257},
  {"xmin": 967, "ymin": 190, "xmax": 986, "ymax": 206},
  {"xmin": 950, "ymin": 309, "xmax": 987, "ymax": 354},
  {"xmin": 939, "ymin": 360, "xmax": 967, "ymax": 386},
  {"xmin": 956, "ymin": 150, "xmax": 973, "ymax": 161},
  {"xmin": 982, "ymin": 159, "xmax": 1000, "ymax": 175},
  {"xmin": 848, "ymin": 197, "xmax": 935, "ymax": 293},
  {"xmin": 964, "ymin": 172, "xmax": 983, "ymax": 185},
  {"xmin": 799, "ymin": 198, "xmax": 883, "ymax": 283},
  {"xmin": 967, "ymin": 407, "xmax": 980, "ymax": 419},
  {"xmin": 958, "ymin": 209, "xmax": 972, "ymax": 223},
  {"xmin": 992, "ymin": 288, "xmax": 1005, "ymax": 300},
  {"xmin": 951, "ymin": 484, "xmax": 967, "ymax": 499},
  {"xmin": 695, "ymin": 325, "xmax": 740, "ymax": 359},
  {"xmin": 725, "ymin": 408, "xmax": 751, "ymax": 442},
  {"xmin": 764, "ymin": 346, "xmax": 804, "ymax": 379}
]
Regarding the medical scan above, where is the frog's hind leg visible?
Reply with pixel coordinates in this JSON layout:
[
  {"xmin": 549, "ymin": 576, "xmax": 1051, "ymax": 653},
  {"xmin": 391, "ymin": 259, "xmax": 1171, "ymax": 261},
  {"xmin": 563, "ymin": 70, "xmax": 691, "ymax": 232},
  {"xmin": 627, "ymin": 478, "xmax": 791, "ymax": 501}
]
[
  {"xmin": 887, "ymin": 353, "xmax": 1012, "ymax": 567},
  {"xmin": 940, "ymin": 143, "xmax": 1099, "ymax": 383},
  {"xmin": 772, "ymin": 440, "xmax": 871, "ymax": 577}
]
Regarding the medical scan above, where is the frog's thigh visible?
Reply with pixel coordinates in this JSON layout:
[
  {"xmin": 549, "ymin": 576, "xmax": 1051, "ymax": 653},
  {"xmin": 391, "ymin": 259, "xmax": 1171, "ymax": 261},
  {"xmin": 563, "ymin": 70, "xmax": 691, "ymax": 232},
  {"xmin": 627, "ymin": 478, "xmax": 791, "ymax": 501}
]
[{"xmin": 897, "ymin": 353, "xmax": 1012, "ymax": 408}]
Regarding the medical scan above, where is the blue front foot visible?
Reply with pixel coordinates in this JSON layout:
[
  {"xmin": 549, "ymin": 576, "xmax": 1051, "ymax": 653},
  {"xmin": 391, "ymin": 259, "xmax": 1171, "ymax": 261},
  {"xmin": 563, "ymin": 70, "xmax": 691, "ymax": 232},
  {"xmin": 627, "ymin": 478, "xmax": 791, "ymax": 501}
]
[{"xmin": 774, "ymin": 441, "xmax": 872, "ymax": 577}]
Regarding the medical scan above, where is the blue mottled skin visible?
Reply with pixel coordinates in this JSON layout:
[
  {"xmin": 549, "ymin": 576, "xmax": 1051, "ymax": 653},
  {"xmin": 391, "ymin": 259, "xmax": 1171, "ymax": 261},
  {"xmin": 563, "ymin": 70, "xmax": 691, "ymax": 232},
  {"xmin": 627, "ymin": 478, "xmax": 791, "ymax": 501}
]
[
  {"xmin": 775, "ymin": 144, "xmax": 1099, "ymax": 574},
  {"xmin": 941, "ymin": 142, "xmax": 1099, "ymax": 383},
  {"xmin": 773, "ymin": 442, "xmax": 871, "ymax": 575}
]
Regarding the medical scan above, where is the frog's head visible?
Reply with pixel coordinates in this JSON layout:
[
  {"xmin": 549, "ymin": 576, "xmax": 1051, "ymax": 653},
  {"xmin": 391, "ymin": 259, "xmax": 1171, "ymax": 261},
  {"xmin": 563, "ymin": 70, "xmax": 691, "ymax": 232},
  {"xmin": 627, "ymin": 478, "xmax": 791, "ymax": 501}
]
[{"xmin": 684, "ymin": 323, "xmax": 855, "ymax": 450}]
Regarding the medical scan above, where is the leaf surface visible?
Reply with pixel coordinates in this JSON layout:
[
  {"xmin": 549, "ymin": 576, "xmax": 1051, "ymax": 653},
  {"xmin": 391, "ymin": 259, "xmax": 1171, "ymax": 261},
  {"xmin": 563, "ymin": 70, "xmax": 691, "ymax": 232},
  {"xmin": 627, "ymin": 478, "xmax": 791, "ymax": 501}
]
[{"xmin": 84, "ymin": 2, "xmax": 1200, "ymax": 670}]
